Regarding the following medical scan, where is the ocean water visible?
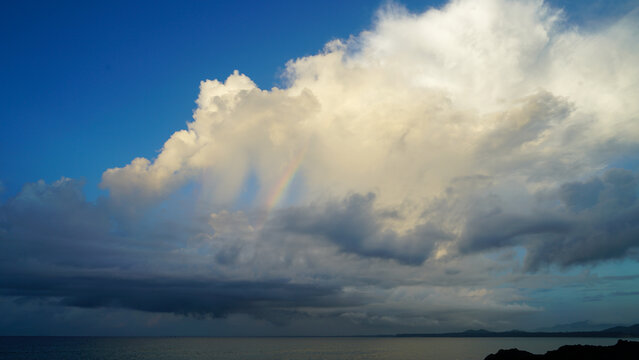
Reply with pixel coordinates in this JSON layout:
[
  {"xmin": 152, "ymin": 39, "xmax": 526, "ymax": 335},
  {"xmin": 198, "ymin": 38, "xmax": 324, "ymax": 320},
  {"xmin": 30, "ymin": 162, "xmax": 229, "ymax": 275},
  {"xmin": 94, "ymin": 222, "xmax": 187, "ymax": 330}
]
[{"xmin": 0, "ymin": 337, "xmax": 623, "ymax": 360}]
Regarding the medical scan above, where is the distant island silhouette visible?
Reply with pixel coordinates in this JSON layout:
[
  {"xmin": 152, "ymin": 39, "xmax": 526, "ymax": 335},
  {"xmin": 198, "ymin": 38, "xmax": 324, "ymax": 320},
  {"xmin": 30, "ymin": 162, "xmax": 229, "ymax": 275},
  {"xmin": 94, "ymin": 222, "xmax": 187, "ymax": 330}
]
[
  {"xmin": 396, "ymin": 324, "xmax": 639, "ymax": 338},
  {"xmin": 484, "ymin": 339, "xmax": 639, "ymax": 360}
]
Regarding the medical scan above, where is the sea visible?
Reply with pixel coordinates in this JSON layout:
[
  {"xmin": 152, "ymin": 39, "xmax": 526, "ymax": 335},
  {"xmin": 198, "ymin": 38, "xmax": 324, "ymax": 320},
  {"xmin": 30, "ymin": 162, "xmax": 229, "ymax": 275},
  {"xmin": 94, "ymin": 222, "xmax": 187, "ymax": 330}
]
[{"xmin": 0, "ymin": 337, "xmax": 626, "ymax": 360}]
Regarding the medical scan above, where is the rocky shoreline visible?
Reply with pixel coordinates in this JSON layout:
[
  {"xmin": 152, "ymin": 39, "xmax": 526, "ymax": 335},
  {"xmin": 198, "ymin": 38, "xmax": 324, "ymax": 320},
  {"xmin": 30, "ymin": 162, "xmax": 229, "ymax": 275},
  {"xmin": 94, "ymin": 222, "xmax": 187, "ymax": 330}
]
[{"xmin": 484, "ymin": 339, "xmax": 639, "ymax": 360}]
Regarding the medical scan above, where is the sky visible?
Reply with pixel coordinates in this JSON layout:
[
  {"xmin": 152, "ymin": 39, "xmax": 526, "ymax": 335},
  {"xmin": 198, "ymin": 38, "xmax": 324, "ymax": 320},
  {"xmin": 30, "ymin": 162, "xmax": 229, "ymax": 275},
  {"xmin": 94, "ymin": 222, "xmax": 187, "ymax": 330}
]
[{"xmin": 1, "ymin": 0, "xmax": 639, "ymax": 336}]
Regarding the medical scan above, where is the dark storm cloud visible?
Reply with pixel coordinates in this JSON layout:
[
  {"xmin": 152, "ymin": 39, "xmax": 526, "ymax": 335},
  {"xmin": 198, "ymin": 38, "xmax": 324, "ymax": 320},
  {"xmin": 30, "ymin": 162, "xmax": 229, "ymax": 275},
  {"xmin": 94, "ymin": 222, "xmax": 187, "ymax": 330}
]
[
  {"xmin": 0, "ymin": 272, "xmax": 344, "ymax": 318},
  {"xmin": 1, "ymin": 171, "xmax": 638, "ymax": 329},
  {"xmin": 459, "ymin": 168, "xmax": 639, "ymax": 270},
  {"xmin": 0, "ymin": 178, "xmax": 123, "ymax": 268},
  {"xmin": 458, "ymin": 211, "xmax": 571, "ymax": 253},
  {"xmin": 525, "ymin": 169, "xmax": 639, "ymax": 269},
  {"xmin": 276, "ymin": 193, "xmax": 449, "ymax": 265},
  {"xmin": 559, "ymin": 177, "xmax": 604, "ymax": 212},
  {"xmin": 0, "ymin": 178, "xmax": 352, "ymax": 320}
]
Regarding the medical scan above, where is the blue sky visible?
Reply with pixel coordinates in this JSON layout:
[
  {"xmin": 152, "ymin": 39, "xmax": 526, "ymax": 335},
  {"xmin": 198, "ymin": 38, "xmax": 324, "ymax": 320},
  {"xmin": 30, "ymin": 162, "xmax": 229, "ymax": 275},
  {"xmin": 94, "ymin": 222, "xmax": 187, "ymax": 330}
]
[
  {"xmin": 1, "ymin": 0, "xmax": 445, "ymax": 201},
  {"xmin": 1, "ymin": 0, "xmax": 639, "ymax": 336},
  {"xmin": 0, "ymin": 0, "xmax": 634, "ymax": 200}
]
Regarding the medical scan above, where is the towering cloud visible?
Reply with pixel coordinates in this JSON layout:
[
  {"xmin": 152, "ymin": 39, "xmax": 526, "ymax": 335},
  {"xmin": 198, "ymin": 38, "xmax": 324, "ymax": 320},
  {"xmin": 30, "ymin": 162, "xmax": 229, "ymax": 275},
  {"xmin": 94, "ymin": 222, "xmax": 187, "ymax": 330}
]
[
  {"xmin": 100, "ymin": 0, "xmax": 639, "ymax": 265},
  {"xmin": 2, "ymin": 0, "xmax": 639, "ymax": 333}
]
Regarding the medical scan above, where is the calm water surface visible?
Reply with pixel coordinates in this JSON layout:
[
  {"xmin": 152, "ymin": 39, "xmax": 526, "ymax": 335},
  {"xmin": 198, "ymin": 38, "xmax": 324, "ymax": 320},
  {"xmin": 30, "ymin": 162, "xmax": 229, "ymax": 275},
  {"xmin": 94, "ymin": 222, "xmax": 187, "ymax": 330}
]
[{"xmin": 0, "ymin": 337, "xmax": 625, "ymax": 360}]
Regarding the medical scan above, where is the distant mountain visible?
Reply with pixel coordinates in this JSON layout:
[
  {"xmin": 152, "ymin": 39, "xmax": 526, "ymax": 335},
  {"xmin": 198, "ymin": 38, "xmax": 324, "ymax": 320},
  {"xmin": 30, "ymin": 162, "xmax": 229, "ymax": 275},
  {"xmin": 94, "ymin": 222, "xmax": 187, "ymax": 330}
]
[
  {"xmin": 396, "ymin": 324, "xmax": 639, "ymax": 338},
  {"xmin": 600, "ymin": 324, "xmax": 639, "ymax": 337},
  {"xmin": 535, "ymin": 321, "xmax": 621, "ymax": 333}
]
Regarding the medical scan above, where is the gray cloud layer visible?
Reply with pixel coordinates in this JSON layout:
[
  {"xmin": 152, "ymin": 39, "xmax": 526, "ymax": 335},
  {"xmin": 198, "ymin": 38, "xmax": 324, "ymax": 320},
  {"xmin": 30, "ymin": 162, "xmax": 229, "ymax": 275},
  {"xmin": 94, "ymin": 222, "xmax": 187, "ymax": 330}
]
[
  {"xmin": 460, "ymin": 169, "xmax": 639, "ymax": 270},
  {"xmin": 276, "ymin": 193, "xmax": 445, "ymax": 265}
]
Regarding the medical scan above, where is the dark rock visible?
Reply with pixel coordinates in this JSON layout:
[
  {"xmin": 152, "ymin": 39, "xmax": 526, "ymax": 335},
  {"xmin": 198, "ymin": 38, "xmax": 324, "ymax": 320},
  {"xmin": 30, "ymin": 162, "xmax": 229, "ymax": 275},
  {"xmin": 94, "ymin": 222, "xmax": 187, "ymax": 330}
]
[
  {"xmin": 483, "ymin": 339, "xmax": 639, "ymax": 360},
  {"xmin": 484, "ymin": 348, "xmax": 538, "ymax": 360}
]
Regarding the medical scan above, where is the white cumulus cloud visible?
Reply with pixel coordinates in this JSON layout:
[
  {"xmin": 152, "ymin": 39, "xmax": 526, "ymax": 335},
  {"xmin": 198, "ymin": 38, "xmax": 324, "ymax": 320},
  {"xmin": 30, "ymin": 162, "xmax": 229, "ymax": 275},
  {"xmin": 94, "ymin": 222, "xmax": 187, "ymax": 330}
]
[{"xmin": 4, "ymin": 0, "xmax": 637, "ymax": 332}]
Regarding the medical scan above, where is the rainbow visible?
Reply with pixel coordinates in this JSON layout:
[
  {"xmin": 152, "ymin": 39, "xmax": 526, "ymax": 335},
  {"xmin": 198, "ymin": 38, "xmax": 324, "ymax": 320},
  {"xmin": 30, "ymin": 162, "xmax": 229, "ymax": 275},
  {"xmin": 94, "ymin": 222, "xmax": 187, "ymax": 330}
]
[{"xmin": 257, "ymin": 145, "xmax": 309, "ymax": 229}]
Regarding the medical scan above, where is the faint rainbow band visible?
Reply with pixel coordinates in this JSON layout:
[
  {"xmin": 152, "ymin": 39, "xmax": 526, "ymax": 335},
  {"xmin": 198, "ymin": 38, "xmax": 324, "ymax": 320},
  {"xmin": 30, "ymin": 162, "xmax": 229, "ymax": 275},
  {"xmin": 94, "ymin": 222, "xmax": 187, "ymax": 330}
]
[{"xmin": 257, "ymin": 144, "xmax": 309, "ymax": 229}]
